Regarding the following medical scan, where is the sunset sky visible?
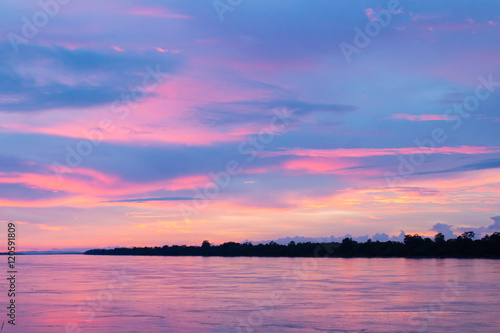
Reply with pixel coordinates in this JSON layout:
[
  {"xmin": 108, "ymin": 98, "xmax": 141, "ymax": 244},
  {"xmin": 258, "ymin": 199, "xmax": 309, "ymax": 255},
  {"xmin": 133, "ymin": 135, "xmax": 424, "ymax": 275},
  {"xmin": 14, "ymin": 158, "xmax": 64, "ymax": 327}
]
[{"xmin": 1, "ymin": 0, "xmax": 500, "ymax": 250}]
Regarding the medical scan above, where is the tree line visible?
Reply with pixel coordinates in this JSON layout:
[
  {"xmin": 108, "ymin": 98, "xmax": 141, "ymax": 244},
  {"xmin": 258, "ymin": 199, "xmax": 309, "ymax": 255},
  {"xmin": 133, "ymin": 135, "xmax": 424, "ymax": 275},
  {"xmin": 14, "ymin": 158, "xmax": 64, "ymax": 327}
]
[{"xmin": 84, "ymin": 232, "xmax": 500, "ymax": 258}]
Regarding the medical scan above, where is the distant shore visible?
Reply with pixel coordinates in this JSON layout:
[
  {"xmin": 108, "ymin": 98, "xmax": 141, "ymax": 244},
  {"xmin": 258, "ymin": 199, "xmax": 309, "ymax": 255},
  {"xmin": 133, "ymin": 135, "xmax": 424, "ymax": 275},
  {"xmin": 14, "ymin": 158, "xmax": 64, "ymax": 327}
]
[
  {"xmin": 0, "ymin": 252, "xmax": 83, "ymax": 255},
  {"xmin": 85, "ymin": 232, "xmax": 500, "ymax": 259}
]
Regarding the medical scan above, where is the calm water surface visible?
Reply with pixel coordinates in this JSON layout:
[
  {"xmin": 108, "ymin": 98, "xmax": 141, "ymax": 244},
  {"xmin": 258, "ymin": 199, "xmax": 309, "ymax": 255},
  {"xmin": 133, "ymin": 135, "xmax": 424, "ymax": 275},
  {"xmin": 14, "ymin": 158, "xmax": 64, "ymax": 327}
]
[{"xmin": 9, "ymin": 255, "xmax": 500, "ymax": 332}]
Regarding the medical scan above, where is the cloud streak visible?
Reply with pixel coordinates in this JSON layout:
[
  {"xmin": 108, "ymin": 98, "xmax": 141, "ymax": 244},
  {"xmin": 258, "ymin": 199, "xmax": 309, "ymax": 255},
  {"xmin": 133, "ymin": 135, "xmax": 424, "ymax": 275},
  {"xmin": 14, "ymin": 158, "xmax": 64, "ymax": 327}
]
[{"xmin": 102, "ymin": 197, "xmax": 195, "ymax": 203}]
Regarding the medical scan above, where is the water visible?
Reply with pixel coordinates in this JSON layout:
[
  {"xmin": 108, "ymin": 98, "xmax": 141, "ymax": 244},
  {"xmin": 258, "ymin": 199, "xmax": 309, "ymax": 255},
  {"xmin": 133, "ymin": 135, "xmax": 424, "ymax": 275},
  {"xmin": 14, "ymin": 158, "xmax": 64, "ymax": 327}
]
[{"xmin": 7, "ymin": 255, "xmax": 500, "ymax": 332}]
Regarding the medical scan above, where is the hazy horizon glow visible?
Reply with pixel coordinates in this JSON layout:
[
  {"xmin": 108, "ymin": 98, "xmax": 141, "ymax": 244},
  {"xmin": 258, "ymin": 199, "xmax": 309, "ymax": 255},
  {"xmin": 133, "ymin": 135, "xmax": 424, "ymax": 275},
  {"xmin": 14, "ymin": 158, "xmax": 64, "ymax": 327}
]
[{"xmin": 1, "ymin": 0, "xmax": 500, "ymax": 250}]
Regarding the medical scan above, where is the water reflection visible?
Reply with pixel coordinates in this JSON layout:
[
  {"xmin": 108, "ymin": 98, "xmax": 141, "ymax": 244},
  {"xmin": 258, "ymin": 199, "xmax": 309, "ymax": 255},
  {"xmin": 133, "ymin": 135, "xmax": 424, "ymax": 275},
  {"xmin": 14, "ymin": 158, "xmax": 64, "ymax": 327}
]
[{"xmin": 13, "ymin": 256, "xmax": 500, "ymax": 332}]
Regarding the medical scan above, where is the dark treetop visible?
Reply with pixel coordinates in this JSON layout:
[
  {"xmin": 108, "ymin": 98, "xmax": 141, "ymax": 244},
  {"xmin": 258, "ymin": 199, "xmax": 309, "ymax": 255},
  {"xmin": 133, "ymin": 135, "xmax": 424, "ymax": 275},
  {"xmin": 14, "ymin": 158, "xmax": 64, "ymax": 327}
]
[{"xmin": 84, "ymin": 232, "xmax": 500, "ymax": 258}]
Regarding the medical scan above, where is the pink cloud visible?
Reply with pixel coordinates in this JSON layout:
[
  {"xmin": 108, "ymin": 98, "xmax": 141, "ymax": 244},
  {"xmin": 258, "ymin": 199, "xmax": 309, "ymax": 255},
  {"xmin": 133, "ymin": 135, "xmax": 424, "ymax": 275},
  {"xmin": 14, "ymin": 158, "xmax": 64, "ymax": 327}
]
[
  {"xmin": 0, "ymin": 70, "xmax": 280, "ymax": 146},
  {"xmin": 128, "ymin": 7, "xmax": 191, "ymax": 19},
  {"xmin": 0, "ymin": 166, "xmax": 211, "ymax": 209},
  {"xmin": 390, "ymin": 113, "xmax": 448, "ymax": 121},
  {"xmin": 284, "ymin": 157, "xmax": 355, "ymax": 173},
  {"xmin": 365, "ymin": 8, "xmax": 378, "ymax": 22}
]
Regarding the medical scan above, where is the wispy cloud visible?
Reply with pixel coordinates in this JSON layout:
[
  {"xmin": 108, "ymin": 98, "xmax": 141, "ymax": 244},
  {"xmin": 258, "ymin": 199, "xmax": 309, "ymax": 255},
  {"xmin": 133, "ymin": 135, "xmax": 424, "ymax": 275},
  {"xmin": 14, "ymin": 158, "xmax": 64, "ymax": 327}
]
[
  {"xmin": 390, "ymin": 113, "xmax": 449, "ymax": 121},
  {"xmin": 414, "ymin": 158, "xmax": 500, "ymax": 176},
  {"xmin": 103, "ymin": 197, "xmax": 195, "ymax": 203},
  {"xmin": 128, "ymin": 7, "xmax": 191, "ymax": 19}
]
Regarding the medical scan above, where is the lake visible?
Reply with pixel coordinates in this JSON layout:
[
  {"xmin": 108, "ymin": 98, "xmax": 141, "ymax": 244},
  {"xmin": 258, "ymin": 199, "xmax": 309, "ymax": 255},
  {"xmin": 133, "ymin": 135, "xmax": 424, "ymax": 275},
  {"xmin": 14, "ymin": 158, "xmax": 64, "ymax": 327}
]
[{"xmin": 11, "ymin": 255, "xmax": 500, "ymax": 332}]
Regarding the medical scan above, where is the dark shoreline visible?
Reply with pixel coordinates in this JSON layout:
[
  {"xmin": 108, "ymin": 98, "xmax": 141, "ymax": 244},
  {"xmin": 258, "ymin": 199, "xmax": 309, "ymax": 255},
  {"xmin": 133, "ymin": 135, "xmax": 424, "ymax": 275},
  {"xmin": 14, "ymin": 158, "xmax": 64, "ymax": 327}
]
[
  {"xmin": 0, "ymin": 252, "xmax": 83, "ymax": 255},
  {"xmin": 84, "ymin": 232, "xmax": 500, "ymax": 259},
  {"xmin": 84, "ymin": 254, "xmax": 500, "ymax": 259}
]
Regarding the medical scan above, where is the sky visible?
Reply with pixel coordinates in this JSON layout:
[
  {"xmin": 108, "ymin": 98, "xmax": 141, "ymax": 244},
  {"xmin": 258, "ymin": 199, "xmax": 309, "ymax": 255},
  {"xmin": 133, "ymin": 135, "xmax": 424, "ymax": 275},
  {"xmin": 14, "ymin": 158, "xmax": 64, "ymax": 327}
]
[{"xmin": 1, "ymin": 0, "xmax": 500, "ymax": 251}]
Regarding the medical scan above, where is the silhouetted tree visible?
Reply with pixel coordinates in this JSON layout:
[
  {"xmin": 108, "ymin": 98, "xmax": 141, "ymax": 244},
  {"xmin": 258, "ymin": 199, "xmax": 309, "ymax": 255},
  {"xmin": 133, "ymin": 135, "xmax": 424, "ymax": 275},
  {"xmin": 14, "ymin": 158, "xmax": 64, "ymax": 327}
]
[
  {"xmin": 84, "ymin": 232, "xmax": 500, "ymax": 258},
  {"xmin": 462, "ymin": 231, "xmax": 475, "ymax": 240},
  {"xmin": 434, "ymin": 233, "xmax": 445, "ymax": 244}
]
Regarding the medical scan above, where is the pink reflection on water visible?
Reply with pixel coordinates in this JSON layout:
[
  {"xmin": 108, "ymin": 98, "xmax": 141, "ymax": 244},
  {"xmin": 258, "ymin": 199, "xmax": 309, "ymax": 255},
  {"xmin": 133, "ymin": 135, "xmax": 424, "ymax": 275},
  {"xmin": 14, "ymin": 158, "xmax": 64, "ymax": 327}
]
[{"xmin": 13, "ymin": 255, "xmax": 500, "ymax": 332}]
